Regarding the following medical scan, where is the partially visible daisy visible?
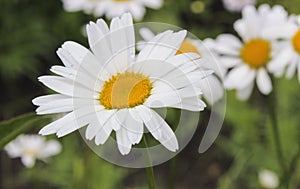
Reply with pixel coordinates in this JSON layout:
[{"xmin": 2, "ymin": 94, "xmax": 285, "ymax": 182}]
[
  {"xmin": 258, "ymin": 169, "xmax": 279, "ymax": 189},
  {"xmin": 4, "ymin": 134, "xmax": 61, "ymax": 168},
  {"xmin": 61, "ymin": 0, "xmax": 163, "ymax": 20},
  {"xmin": 268, "ymin": 15, "xmax": 300, "ymax": 81},
  {"xmin": 222, "ymin": 0, "xmax": 256, "ymax": 12},
  {"xmin": 139, "ymin": 28, "xmax": 225, "ymax": 105},
  {"xmin": 209, "ymin": 4, "xmax": 289, "ymax": 100},
  {"xmin": 33, "ymin": 13, "xmax": 209, "ymax": 155}
]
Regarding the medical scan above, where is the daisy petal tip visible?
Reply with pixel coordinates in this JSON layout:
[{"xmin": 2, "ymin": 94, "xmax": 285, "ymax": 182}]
[
  {"xmin": 119, "ymin": 147, "xmax": 131, "ymax": 155},
  {"xmin": 38, "ymin": 128, "xmax": 50, "ymax": 136}
]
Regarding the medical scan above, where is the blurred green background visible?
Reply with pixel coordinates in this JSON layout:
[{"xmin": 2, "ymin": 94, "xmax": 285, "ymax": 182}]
[{"xmin": 0, "ymin": 0, "xmax": 300, "ymax": 188}]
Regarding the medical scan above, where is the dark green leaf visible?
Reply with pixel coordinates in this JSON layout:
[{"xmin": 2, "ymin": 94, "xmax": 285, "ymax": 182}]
[{"xmin": 0, "ymin": 113, "xmax": 51, "ymax": 149}]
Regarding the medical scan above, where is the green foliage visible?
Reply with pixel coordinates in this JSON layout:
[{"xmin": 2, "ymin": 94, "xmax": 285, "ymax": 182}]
[{"xmin": 0, "ymin": 113, "xmax": 51, "ymax": 149}]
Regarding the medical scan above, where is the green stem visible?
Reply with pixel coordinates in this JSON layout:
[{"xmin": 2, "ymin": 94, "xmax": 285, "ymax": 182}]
[
  {"xmin": 169, "ymin": 155, "xmax": 177, "ymax": 189},
  {"xmin": 282, "ymin": 146, "xmax": 300, "ymax": 188},
  {"xmin": 266, "ymin": 89, "xmax": 288, "ymax": 188},
  {"xmin": 143, "ymin": 136, "xmax": 156, "ymax": 189}
]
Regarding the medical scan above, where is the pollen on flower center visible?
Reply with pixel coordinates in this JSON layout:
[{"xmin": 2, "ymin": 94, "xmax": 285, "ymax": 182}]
[
  {"xmin": 176, "ymin": 39, "xmax": 200, "ymax": 55},
  {"xmin": 99, "ymin": 72, "xmax": 152, "ymax": 109},
  {"xmin": 240, "ymin": 39, "xmax": 271, "ymax": 69},
  {"xmin": 292, "ymin": 30, "xmax": 300, "ymax": 54}
]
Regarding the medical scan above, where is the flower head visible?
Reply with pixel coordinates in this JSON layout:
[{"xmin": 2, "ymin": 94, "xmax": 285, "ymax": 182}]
[
  {"xmin": 33, "ymin": 13, "xmax": 209, "ymax": 155},
  {"xmin": 61, "ymin": 0, "xmax": 163, "ymax": 20},
  {"xmin": 258, "ymin": 169, "xmax": 279, "ymax": 189},
  {"xmin": 222, "ymin": 0, "xmax": 256, "ymax": 12},
  {"xmin": 268, "ymin": 15, "xmax": 300, "ymax": 81},
  {"xmin": 209, "ymin": 4, "xmax": 289, "ymax": 100},
  {"xmin": 4, "ymin": 134, "xmax": 61, "ymax": 168}
]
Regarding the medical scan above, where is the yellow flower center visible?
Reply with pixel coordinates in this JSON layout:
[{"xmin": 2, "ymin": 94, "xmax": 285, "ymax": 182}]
[
  {"xmin": 24, "ymin": 149, "xmax": 39, "ymax": 157},
  {"xmin": 176, "ymin": 39, "xmax": 200, "ymax": 55},
  {"xmin": 99, "ymin": 72, "xmax": 152, "ymax": 109},
  {"xmin": 292, "ymin": 29, "xmax": 300, "ymax": 54},
  {"xmin": 240, "ymin": 39, "xmax": 271, "ymax": 69}
]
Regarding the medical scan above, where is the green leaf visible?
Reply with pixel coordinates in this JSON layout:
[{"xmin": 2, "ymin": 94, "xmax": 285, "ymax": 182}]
[{"xmin": 0, "ymin": 113, "xmax": 51, "ymax": 149}]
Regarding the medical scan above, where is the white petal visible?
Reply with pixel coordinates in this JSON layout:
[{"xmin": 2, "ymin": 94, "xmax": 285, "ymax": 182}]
[
  {"xmin": 139, "ymin": 27, "xmax": 155, "ymax": 41},
  {"xmin": 137, "ymin": 30, "xmax": 187, "ymax": 62},
  {"xmin": 142, "ymin": 0, "xmax": 162, "ymax": 9},
  {"xmin": 224, "ymin": 65, "xmax": 255, "ymax": 90},
  {"xmin": 38, "ymin": 76, "xmax": 94, "ymax": 98},
  {"xmin": 113, "ymin": 109, "xmax": 128, "ymax": 131},
  {"xmin": 85, "ymin": 110, "xmax": 116, "ymax": 140},
  {"xmin": 219, "ymin": 56, "xmax": 242, "ymax": 68},
  {"xmin": 21, "ymin": 155, "xmax": 36, "ymax": 168},
  {"xmin": 170, "ymin": 96, "xmax": 206, "ymax": 111},
  {"xmin": 216, "ymin": 34, "xmax": 242, "ymax": 49},
  {"xmin": 50, "ymin": 65, "xmax": 76, "ymax": 79},
  {"xmin": 39, "ymin": 106, "xmax": 100, "ymax": 137},
  {"xmin": 109, "ymin": 13, "xmax": 135, "ymax": 72},
  {"xmin": 94, "ymin": 121, "xmax": 113, "ymax": 145},
  {"xmin": 126, "ymin": 110, "xmax": 143, "ymax": 144},
  {"xmin": 286, "ymin": 55, "xmax": 298, "ymax": 79},
  {"xmin": 237, "ymin": 80, "xmax": 254, "ymax": 100},
  {"xmin": 86, "ymin": 22, "xmax": 113, "ymax": 65},
  {"xmin": 145, "ymin": 89, "xmax": 181, "ymax": 108},
  {"xmin": 40, "ymin": 140, "xmax": 62, "ymax": 158},
  {"xmin": 199, "ymin": 76, "xmax": 224, "ymax": 105},
  {"xmin": 32, "ymin": 94, "xmax": 68, "ymax": 106},
  {"xmin": 116, "ymin": 127, "xmax": 132, "ymax": 155},
  {"xmin": 146, "ymin": 109, "xmax": 179, "ymax": 152},
  {"xmin": 256, "ymin": 68, "xmax": 272, "ymax": 95}
]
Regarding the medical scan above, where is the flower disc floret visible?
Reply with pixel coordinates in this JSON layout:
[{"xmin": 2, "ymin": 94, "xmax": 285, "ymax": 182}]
[{"xmin": 100, "ymin": 72, "xmax": 152, "ymax": 109}]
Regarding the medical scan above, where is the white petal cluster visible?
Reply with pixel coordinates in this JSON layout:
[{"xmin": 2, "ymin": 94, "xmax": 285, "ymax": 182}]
[
  {"xmin": 208, "ymin": 4, "xmax": 291, "ymax": 100},
  {"xmin": 61, "ymin": 0, "xmax": 163, "ymax": 20},
  {"xmin": 33, "ymin": 13, "xmax": 209, "ymax": 155},
  {"xmin": 4, "ymin": 134, "xmax": 61, "ymax": 168},
  {"xmin": 222, "ymin": 0, "xmax": 256, "ymax": 12},
  {"xmin": 268, "ymin": 15, "xmax": 300, "ymax": 81},
  {"xmin": 139, "ymin": 27, "xmax": 225, "ymax": 105}
]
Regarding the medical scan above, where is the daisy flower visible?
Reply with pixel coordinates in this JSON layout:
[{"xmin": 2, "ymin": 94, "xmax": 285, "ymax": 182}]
[
  {"xmin": 268, "ymin": 15, "xmax": 300, "ymax": 81},
  {"xmin": 258, "ymin": 169, "xmax": 279, "ymax": 189},
  {"xmin": 4, "ymin": 135, "xmax": 61, "ymax": 168},
  {"xmin": 32, "ymin": 13, "xmax": 209, "ymax": 155},
  {"xmin": 139, "ymin": 27, "xmax": 225, "ymax": 105},
  {"xmin": 210, "ymin": 4, "xmax": 289, "ymax": 100},
  {"xmin": 222, "ymin": 0, "xmax": 256, "ymax": 12},
  {"xmin": 61, "ymin": 0, "xmax": 163, "ymax": 20}
]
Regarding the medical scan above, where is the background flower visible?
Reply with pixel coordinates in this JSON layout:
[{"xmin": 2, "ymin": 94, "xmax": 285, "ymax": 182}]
[
  {"xmin": 268, "ymin": 15, "xmax": 300, "ymax": 81},
  {"xmin": 209, "ymin": 4, "xmax": 289, "ymax": 100},
  {"xmin": 4, "ymin": 134, "xmax": 61, "ymax": 168},
  {"xmin": 222, "ymin": 0, "xmax": 256, "ymax": 12},
  {"xmin": 258, "ymin": 169, "xmax": 279, "ymax": 189},
  {"xmin": 61, "ymin": 0, "xmax": 163, "ymax": 20}
]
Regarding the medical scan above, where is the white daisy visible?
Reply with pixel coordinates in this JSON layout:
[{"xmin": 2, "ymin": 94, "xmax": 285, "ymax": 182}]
[
  {"xmin": 4, "ymin": 134, "xmax": 61, "ymax": 168},
  {"xmin": 209, "ymin": 4, "xmax": 289, "ymax": 100},
  {"xmin": 32, "ymin": 13, "xmax": 209, "ymax": 155},
  {"xmin": 61, "ymin": 0, "xmax": 163, "ymax": 20},
  {"xmin": 258, "ymin": 169, "xmax": 279, "ymax": 189},
  {"xmin": 222, "ymin": 0, "xmax": 256, "ymax": 12},
  {"xmin": 139, "ymin": 27, "xmax": 225, "ymax": 105},
  {"xmin": 268, "ymin": 15, "xmax": 300, "ymax": 81}
]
